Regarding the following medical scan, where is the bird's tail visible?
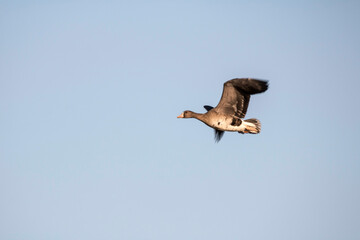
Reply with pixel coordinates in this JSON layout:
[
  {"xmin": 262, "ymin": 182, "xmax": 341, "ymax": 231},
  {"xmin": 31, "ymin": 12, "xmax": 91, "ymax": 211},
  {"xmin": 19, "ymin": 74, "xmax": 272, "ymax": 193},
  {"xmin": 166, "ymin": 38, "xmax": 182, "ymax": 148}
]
[{"xmin": 242, "ymin": 118, "xmax": 261, "ymax": 134}]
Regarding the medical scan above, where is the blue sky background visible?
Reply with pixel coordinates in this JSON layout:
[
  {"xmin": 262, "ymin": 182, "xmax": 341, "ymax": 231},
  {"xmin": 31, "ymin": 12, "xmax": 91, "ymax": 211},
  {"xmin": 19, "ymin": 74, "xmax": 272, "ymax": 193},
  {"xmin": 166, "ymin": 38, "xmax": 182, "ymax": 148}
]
[{"xmin": 1, "ymin": 1, "xmax": 360, "ymax": 239}]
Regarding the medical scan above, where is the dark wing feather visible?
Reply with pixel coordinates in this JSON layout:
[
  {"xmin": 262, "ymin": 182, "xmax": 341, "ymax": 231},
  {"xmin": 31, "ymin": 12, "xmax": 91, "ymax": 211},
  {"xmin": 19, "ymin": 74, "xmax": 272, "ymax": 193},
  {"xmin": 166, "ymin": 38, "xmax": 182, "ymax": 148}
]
[
  {"xmin": 214, "ymin": 78, "xmax": 268, "ymax": 118},
  {"xmin": 204, "ymin": 105, "xmax": 214, "ymax": 112},
  {"xmin": 214, "ymin": 129, "xmax": 224, "ymax": 142}
]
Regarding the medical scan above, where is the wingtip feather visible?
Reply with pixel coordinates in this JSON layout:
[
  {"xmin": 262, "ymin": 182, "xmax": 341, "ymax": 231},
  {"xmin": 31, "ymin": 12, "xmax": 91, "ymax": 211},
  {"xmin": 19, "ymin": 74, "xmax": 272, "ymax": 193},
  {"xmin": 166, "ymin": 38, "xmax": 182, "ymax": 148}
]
[{"xmin": 214, "ymin": 130, "xmax": 224, "ymax": 143}]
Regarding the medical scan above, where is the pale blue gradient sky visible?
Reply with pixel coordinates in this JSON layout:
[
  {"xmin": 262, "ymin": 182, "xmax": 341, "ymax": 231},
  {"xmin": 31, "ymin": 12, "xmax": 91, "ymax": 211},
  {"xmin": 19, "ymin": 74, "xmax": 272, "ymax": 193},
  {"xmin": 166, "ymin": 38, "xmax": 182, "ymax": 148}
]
[{"xmin": 1, "ymin": 1, "xmax": 360, "ymax": 240}]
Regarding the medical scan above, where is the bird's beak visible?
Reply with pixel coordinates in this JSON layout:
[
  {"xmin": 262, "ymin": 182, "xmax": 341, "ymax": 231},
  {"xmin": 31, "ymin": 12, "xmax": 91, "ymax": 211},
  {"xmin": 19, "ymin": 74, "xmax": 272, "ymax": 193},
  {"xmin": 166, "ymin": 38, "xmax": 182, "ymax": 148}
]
[{"xmin": 177, "ymin": 113, "xmax": 184, "ymax": 118}]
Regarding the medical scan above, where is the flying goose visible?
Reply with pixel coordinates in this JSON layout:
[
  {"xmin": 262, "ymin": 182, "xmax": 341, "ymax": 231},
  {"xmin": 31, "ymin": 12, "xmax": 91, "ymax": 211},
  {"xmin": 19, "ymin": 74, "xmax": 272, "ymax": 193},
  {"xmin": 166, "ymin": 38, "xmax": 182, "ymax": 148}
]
[{"xmin": 177, "ymin": 78, "xmax": 268, "ymax": 142}]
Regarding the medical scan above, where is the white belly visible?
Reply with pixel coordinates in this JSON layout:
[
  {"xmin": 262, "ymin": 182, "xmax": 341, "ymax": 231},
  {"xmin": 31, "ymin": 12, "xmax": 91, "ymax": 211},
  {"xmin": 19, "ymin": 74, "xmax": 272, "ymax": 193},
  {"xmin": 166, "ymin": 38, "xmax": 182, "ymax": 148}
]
[{"xmin": 207, "ymin": 118, "xmax": 245, "ymax": 132}]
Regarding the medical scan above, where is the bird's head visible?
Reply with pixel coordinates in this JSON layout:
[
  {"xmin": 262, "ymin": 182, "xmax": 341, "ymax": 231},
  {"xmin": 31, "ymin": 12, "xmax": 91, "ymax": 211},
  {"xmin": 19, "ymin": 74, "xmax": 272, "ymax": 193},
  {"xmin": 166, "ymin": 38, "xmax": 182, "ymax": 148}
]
[{"xmin": 177, "ymin": 110, "xmax": 194, "ymax": 118}]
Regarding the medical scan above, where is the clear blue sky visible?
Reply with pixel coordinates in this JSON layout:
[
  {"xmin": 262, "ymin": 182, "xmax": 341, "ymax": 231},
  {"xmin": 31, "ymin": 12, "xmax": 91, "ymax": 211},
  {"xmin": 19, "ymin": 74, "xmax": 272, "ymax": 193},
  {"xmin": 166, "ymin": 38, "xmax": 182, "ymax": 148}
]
[{"xmin": 1, "ymin": 1, "xmax": 359, "ymax": 239}]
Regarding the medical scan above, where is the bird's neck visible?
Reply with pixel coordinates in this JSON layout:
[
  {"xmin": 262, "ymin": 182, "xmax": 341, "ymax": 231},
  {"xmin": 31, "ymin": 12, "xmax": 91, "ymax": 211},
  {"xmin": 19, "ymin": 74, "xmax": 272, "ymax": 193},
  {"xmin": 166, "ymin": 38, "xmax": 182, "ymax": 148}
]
[{"xmin": 189, "ymin": 112, "xmax": 206, "ymax": 122}]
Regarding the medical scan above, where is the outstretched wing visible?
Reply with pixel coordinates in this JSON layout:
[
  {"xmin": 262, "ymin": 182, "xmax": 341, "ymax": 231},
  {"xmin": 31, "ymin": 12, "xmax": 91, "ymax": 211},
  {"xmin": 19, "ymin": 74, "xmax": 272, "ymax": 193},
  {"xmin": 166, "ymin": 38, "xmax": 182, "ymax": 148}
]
[
  {"xmin": 214, "ymin": 129, "xmax": 224, "ymax": 142},
  {"xmin": 214, "ymin": 78, "xmax": 268, "ymax": 118}
]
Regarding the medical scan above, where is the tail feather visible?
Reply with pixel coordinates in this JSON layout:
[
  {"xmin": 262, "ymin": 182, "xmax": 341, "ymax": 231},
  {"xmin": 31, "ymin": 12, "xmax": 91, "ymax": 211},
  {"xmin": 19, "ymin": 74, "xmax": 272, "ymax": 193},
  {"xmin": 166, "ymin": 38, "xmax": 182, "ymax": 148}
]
[{"xmin": 242, "ymin": 118, "xmax": 261, "ymax": 134}]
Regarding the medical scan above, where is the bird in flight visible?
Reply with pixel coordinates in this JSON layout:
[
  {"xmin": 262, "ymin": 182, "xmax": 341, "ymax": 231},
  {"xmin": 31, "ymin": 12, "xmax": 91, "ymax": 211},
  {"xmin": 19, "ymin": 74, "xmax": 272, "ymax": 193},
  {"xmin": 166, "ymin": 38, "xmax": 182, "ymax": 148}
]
[{"xmin": 177, "ymin": 78, "xmax": 269, "ymax": 142}]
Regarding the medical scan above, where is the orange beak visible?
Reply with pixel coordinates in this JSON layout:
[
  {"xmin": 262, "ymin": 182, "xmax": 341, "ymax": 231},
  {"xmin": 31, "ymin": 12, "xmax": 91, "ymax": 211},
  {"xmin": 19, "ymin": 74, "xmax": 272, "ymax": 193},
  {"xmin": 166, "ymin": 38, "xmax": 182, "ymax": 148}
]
[{"xmin": 177, "ymin": 113, "xmax": 184, "ymax": 118}]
